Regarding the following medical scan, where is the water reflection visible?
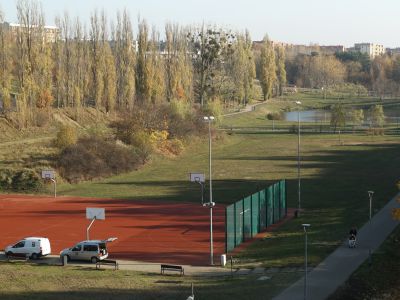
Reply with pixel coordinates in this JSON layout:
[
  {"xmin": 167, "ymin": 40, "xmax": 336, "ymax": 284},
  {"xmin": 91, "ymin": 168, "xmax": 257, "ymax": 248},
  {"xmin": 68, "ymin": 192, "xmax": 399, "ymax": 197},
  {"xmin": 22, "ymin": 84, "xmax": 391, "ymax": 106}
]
[{"xmin": 283, "ymin": 107, "xmax": 400, "ymax": 122}]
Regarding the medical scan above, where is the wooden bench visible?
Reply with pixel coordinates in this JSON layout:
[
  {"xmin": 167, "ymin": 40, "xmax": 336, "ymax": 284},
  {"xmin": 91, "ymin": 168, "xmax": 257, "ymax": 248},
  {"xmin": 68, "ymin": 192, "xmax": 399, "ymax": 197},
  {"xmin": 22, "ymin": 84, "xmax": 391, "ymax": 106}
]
[
  {"xmin": 96, "ymin": 259, "xmax": 119, "ymax": 270},
  {"xmin": 161, "ymin": 264, "xmax": 184, "ymax": 276}
]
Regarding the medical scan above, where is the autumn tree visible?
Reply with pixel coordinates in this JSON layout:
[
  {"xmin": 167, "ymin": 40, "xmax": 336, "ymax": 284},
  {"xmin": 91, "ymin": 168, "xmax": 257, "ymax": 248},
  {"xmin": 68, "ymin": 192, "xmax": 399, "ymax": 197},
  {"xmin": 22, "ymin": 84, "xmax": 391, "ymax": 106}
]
[
  {"xmin": 148, "ymin": 27, "xmax": 165, "ymax": 103},
  {"xmin": 351, "ymin": 109, "xmax": 364, "ymax": 130},
  {"xmin": 259, "ymin": 37, "xmax": 276, "ymax": 100},
  {"xmin": 136, "ymin": 18, "xmax": 151, "ymax": 103},
  {"xmin": 0, "ymin": 7, "xmax": 13, "ymax": 111},
  {"xmin": 189, "ymin": 25, "xmax": 235, "ymax": 106},
  {"xmin": 275, "ymin": 44, "xmax": 286, "ymax": 96},
  {"xmin": 114, "ymin": 9, "xmax": 135, "ymax": 110},
  {"xmin": 15, "ymin": 0, "xmax": 46, "ymax": 126},
  {"xmin": 164, "ymin": 23, "xmax": 193, "ymax": 102},
  {"xmin": 330, "ymin": 103, "xmax": 346, "ymax": 133},
  {"xmin": 369, "ymin": 105, "xmax": 385, "ymax": 127}
]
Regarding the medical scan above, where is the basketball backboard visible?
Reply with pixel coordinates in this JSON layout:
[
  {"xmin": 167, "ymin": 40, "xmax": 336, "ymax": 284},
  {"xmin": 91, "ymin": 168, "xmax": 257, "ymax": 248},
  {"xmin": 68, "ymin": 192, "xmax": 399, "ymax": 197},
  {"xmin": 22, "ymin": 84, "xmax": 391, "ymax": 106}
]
[
  {"xmin": 190, "ymin": 173, "xmax": 205, "ymax": 183},
  {"xmin": 41, "ymin": 170, "xmax": 55, "ymax": 179},
  {"xmin": 86, "ymin": 208, "xmax": 105, "ymax": 220}
]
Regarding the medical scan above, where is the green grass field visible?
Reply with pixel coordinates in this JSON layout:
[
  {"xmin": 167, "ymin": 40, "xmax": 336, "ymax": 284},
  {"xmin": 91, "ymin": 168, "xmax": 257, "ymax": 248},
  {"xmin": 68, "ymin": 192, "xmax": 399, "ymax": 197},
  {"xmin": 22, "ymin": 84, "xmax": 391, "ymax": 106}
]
[{"xmin": 0, "ymin": 262, "xmax": 299, "ymax": 300}]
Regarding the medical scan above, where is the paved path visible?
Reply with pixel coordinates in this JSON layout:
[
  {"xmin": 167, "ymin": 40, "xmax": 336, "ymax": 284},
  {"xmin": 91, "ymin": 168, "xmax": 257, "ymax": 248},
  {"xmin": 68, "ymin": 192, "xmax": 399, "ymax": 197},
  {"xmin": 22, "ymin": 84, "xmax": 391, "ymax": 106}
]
[{"xmin": 273, "ymin": 192, "xmax": 400, "ymax": 300}]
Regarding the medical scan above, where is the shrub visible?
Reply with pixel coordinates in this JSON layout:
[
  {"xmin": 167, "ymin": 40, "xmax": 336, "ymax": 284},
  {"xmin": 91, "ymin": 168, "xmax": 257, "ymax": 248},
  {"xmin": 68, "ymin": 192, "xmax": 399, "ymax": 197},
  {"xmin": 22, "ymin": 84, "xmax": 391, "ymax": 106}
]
[
  {"xmin": 160, "ymin": 138, "xmax": 185, "ymax": 156},
  {"xmin": 266, "ymin": 112, "xmax": 283, "ymax": 120},
  {"xmin": 0, "ymin": 169, "xmax": 13, "ymax": 190},
  {"xmin": 11, "ymin": 169, "xmax": 44, "ymax": 192},
  {"xmin": 36, "ymin": 110, "xmax": 50, "ymax": 127},
  {"xmin": 0, "ymin": 169, "xmax": 43, "ymax": 192},
  {"xmin": 203, "ymin": 98, "xmax": 223, "ymax": 123},
  {"xmin": 58, "ymin": 137, "xmax": 141, "ymax": 183},
  {"xmin": 54, "ymin": 125, "xmax": 78, "ymax": 149}
]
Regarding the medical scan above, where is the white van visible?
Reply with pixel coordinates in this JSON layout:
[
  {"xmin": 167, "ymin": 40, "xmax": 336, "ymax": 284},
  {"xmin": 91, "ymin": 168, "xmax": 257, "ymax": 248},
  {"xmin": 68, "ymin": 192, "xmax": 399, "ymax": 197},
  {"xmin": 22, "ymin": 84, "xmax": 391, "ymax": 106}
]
[{"xmin": 5, "ymin": 237, "xmax": 51, "ymax": 259}]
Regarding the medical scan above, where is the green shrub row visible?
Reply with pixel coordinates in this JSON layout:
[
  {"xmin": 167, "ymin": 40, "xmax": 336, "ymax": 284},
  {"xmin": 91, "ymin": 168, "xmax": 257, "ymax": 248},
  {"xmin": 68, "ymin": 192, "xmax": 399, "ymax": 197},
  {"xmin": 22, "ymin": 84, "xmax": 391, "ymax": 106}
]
[{"xmin": 0, "ymin": 169, "xmax": 44, "ymax": 192}]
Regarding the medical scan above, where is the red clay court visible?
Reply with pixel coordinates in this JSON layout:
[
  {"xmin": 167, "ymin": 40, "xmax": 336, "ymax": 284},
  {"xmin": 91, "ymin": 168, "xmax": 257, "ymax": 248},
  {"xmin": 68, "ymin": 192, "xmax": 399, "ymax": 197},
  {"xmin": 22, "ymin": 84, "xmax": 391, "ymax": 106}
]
[{"xmin": 0, "ymin": 194, "xmax": 225, "ymax": 266}]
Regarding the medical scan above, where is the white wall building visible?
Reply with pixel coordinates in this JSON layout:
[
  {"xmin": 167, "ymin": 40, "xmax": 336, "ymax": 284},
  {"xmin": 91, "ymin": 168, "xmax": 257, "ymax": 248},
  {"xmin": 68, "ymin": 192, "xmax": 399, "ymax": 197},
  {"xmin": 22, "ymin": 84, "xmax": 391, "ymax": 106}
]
[{"xmin": 353, "ymin": 43, "xmax": 384, "ymax": 58}]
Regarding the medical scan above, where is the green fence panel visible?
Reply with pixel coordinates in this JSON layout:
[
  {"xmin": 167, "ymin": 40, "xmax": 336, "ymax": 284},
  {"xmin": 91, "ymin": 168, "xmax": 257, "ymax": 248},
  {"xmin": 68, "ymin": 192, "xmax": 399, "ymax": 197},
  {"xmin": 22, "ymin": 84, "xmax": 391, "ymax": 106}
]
[
  {"xmin": 243, "ymin": 196, "xmax": 252, "ymax": 240},
  {"xmin": 226, "ymin": 204, "xmax": 235, "ymax": 252},
  {"xmin": 225, "ymin": 180, "xmax": 287, "ymax": 252},
  {"xmin": 259, "ymin": 189, "xmax": 267, "ymax": 230},
  {"xmin": 251, "ymin": 192, "xmax": 259, "ymax": 237},
  {"xmin": 267, "ymin": 186, "xmax": 274, "ymax": 226},
  {"xmin": 273, "ymin": 183, "xmax": 280, "ymax": 223},
  {"xmin": 280, "ymin": 180, "xmax": 286, "ymax": 219},
  {"xmin": 235, "ymin": 200, "xmax": 243, "ymax": 246}
]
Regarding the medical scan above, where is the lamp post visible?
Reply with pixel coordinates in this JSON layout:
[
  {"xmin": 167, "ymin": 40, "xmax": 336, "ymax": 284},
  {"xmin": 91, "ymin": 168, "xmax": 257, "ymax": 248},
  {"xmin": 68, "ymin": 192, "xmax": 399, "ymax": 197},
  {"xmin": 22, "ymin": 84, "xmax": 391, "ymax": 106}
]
[
  {"xmin": 204, "ymin": 116, "xmax": 215, "ymax": 265},
  {"xmin": 296, "ymin": 101, "xmax": 302, "ymax": 214},
  {"xmin": 368, "ymin": 190, "xmax": 374, "ymax": 265},
  {"xmin": 302, "ymin": 223, "xmax": 311, "ymax": 300}
]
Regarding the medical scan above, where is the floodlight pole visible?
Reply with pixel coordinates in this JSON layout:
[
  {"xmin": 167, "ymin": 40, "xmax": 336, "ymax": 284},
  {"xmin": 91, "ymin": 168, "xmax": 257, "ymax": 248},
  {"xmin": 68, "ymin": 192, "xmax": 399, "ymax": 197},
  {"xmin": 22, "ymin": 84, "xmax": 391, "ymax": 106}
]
[
  {"xmin": 204, "ymin": 116, "xmax": 215, "ymax": 265},
  {"xmin": 368, "ymin": 191, "xmax": 374, "ymax": 265},
  {"xmin": 296, "ymin": 101, "xmax": 302, "ymax": 214},
  {"xmin": 50, "ymin": 178, "xmax": 56, "ymax": 198},
  {"xmin": 87, "ymin": 217, "xmax": 96, "ymax": 240},
  {"xmin": 302, "ymin": 224, "xmax": 311, "ymax": 300}
]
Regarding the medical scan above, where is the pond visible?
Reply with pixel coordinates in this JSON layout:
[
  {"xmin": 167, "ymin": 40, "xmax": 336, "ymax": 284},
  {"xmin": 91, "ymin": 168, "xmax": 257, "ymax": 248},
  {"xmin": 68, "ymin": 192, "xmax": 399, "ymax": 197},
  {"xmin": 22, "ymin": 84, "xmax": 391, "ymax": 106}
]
[{"xmin": 283, "ymin": 105, "xmax": 400, "ymax": 122}]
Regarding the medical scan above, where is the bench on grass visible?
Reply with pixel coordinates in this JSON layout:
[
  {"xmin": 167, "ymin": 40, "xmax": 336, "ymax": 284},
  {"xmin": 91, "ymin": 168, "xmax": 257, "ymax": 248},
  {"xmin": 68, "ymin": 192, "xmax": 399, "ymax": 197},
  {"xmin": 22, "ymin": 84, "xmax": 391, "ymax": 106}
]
[
  {"xmin": 96, "ymin": 259, "xmax": 119, "ymax": 270},
  {"xmin": 161, "ymin": 264, "xmax": 184, "ymax": 276}
]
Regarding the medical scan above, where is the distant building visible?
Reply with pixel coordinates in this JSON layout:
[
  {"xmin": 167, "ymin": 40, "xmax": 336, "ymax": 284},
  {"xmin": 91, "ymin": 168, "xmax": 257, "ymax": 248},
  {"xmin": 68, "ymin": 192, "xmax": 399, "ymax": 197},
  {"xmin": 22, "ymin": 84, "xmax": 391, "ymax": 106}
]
[
  {"xmin": 386, "ymin": 47, "xmax": 400, "ymax": 56},
  {"xmin": 252, "ymin": 41, "xmax": 345, "ymax": 60},
  {"xmin": 351, "ymin": 43, "xmax": 384, "ymax": 58},
  {"xmin": 1, "ymin": 22, "xmax": 59, "ymax": 43}
]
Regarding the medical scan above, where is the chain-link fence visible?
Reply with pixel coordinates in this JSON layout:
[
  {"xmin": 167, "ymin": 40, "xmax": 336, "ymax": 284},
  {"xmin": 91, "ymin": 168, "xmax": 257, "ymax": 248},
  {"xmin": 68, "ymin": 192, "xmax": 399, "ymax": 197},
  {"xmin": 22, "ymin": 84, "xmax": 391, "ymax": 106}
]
[{"xmin": 225, "ymin": 180, "xmax": 287, "ymax": 253}]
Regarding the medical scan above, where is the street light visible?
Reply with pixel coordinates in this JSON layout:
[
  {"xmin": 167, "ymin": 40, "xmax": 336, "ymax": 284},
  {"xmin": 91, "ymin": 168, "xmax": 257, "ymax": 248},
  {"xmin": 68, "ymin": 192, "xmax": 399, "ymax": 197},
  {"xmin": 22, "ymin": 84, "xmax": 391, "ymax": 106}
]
[
  {"xmin": 368, "ymin": 190, "xmax": 374, "ymax": 265},
  {"xmin": 296, "ymin": 101, "xmax": 302, "ymax": 215},
  {"xmin": 302, "ymin": 223, "xmax": 311, "ymax": 300},
  {"xmin": 204, "ymin": 116, "xmax": 215, "ymax": 265}
]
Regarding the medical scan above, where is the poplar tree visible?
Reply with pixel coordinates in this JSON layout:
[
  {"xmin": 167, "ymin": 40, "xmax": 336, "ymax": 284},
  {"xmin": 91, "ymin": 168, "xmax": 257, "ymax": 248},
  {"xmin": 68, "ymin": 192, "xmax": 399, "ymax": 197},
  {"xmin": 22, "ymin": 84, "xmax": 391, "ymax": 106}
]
[
  {"xmin": 276, "ymin": 44, "xmax": 286, "ymax": 96},
  {"xmin": 0, "ymin": 7, "xmax": 13, "ymax": 111},
  {"xmin": 89, "ymin": 10, "xmax": 105, "ymax": 109},
  {"xmin": 114, "ymin": 9, "xmax": 135, "ymax": 110},
  {"xmin": 148, "ymin": 27, "xmax": 165, "ymax": 103},
  {"xmin": 259, "ymin": 37, "xmax": 276, "ymax": 101},
  {"xmin": 16, "ymin": 0, "xmax": 45, "ymax": 125},
  {"xmin": 136, "ymin": 19, "xmax": 151, "ymax": 103},
  {"xmin": 165, "ymin": 23, "xmax": 192, "ymax": 102}
]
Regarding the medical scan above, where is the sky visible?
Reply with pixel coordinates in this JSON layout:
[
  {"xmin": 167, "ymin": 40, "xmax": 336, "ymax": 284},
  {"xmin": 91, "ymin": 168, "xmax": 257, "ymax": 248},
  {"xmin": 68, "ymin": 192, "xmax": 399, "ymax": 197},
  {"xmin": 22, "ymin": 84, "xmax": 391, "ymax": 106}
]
[{"xmin": 1, "ymin": 0, "xmax": 399, "ymax": 48}]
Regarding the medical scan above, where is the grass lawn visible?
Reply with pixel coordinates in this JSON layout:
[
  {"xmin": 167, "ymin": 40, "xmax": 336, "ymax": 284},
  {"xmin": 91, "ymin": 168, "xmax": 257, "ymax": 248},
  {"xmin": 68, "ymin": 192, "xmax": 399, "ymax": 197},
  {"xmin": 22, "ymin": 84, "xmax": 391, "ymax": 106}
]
[{"xmin": 0, "ymin": 262, "xmax": 299, "ymax": 300}]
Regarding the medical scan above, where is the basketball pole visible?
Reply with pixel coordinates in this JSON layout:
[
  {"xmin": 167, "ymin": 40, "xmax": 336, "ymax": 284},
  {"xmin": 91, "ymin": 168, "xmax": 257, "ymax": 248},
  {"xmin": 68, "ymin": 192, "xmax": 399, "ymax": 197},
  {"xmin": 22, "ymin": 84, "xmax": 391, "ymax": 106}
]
[{"xmin": 50, "ymin": 178, "xmax": 56, "ymax": 198}]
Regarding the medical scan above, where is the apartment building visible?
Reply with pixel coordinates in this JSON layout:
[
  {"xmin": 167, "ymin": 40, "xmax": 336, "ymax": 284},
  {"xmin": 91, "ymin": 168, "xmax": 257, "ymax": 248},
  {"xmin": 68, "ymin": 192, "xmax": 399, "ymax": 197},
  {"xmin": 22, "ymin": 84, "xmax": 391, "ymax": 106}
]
[
  {"xmin": 1, "ymin": 22, "xmax": 59, "ymax": 43},
  {"xmin": 351, "ymin": 43, "xmax": 384, "ymax": 58}
]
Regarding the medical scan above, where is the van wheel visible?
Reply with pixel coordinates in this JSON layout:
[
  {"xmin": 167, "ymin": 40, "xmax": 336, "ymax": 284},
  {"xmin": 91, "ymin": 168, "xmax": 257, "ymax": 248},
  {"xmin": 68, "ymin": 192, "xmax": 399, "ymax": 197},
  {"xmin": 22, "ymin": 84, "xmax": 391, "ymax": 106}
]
[
  {"xmin": 31, "ymin": 253, "xmax": 39, "ymax": 260},
  {"xmin": 91, "ymin": 257, "xmax": 98, "ymax": 264},
  {"xmin": 6, "ymin": 251, "xmax": 12, "ymax": 256}
]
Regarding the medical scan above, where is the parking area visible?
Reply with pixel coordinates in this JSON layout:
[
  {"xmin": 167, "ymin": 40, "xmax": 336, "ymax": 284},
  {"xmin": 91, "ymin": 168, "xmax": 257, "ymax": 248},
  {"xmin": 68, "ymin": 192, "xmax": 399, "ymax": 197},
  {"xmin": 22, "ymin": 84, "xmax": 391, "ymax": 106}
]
[{"xmin": 0, "ymin": 195, "xmax": 225, "ymax": 266}]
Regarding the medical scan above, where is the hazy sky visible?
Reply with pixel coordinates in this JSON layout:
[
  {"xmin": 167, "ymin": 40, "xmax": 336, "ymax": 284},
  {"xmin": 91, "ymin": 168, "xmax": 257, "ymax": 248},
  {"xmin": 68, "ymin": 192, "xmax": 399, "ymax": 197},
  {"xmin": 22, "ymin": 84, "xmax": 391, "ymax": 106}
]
[{"xmin": 1, "ymin": 0, "xmax": 399, "ymax": 47}]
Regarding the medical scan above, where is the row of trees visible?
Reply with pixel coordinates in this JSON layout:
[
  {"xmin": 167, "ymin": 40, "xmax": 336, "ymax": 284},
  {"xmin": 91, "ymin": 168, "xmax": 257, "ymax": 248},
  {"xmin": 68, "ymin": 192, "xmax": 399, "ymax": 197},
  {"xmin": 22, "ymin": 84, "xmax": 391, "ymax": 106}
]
[
  {"xmin": 287, "ymin": 50, "xmax": 400, "ymax": 99},
  {"xmin": 1, "ymin": 1, "xmax": 294, "ymax": 128}
]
